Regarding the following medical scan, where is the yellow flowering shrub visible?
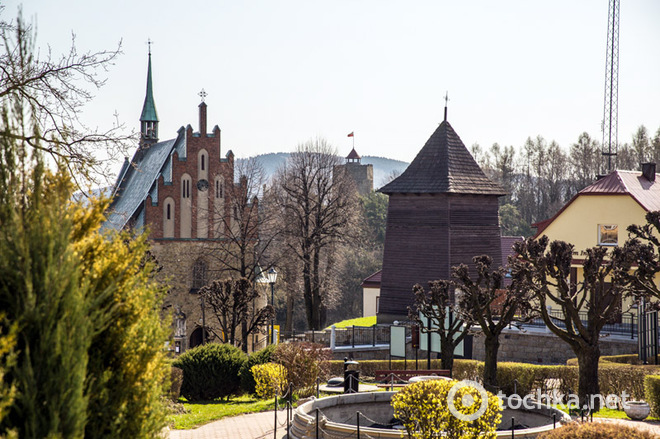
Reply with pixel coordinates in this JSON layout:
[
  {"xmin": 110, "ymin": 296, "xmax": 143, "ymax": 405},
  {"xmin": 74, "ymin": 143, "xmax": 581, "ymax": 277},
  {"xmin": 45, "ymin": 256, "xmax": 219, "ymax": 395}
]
[
  {"xmin": 252, "ymin": 362, "xmax": 288, "ymax": 399},
  {"xmin": 391, "ymin": 379, "xmax": 502, "ymax": 439}
]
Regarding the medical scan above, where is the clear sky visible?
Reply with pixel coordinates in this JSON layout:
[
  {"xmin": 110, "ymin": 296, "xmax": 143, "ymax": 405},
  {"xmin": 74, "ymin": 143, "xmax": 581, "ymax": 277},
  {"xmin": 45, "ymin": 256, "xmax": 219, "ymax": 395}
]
[{"xmin": 5, "ymin": 0, "xmax": 660, "ymax": 168}]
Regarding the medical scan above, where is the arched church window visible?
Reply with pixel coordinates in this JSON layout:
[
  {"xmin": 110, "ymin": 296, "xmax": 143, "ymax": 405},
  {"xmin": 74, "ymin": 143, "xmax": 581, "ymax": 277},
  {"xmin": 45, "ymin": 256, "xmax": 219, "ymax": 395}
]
[{"xmin": 191, "ymin": 259, "xmax": 208, "ymax": 293}]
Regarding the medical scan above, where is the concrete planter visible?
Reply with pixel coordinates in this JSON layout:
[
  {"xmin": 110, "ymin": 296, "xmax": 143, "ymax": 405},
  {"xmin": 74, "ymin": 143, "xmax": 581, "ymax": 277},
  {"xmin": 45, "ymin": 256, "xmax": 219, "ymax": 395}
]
[{"xmin": 624, "ymin": 401, "xmax": 651, "ymax": 420}]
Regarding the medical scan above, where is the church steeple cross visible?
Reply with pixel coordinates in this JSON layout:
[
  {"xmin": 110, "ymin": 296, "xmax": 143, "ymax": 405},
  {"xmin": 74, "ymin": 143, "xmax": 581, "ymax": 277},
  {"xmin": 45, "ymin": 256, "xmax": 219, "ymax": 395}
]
[
  {"xmin": 443, "ymin": 91, "xmax": 450, "ymax": 122},
  {"xmin": 199, "ymin": 88, "xmax": 207, "ymax": 103},
  {"xmin": 147, "ymin": 38, "xmax": 153, "ymax": 55}
]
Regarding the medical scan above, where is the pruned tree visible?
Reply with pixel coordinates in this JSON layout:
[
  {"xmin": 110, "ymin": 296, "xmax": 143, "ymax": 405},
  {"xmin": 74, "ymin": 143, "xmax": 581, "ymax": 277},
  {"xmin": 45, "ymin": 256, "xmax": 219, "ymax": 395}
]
[
  {"xmin": 453, "ymin": 255, "xmax": 534, "ymax": 390},
  {"xmin": 200, "ymin": 278, "xmax": 274, "ymax": 349},
  {"xmin": 509, "ymin": 236, "xmax": 636, "ymax": 408},
  {"xmin": 0, "ymin": 7, "xmax": 129, "ymax": 186},
  {"xmin": 273, "ymin": 138, "xmax": 359, "ymax": 330},
  {"xmin": 408, "ymin": 280, "xmax": 470, "ymax": 371},
  {"xmin": 626, "ymin": 211, "xmax": 660, "ymax": 300}
]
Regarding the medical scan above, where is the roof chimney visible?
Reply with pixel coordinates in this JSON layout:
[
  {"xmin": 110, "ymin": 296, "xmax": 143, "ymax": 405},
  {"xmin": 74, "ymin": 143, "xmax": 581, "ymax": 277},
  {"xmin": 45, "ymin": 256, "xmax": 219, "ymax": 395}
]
[
  {"xmin": 642, "ymin": 162, "xmax": 656, "ymax": 182},
  {"xmin": 199, "ymin": 101, "xmax": 207, "ymax": 136}
]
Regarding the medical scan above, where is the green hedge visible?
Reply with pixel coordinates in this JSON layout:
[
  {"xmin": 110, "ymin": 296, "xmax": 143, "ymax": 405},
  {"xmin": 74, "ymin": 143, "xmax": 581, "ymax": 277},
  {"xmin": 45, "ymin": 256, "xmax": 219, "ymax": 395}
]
[
  {"xmin": 644, "ymin": 375, "xmax": 660, "ymax": 417},
  {"xmin": 240, "ymin": 344, "xmax": 276, "ymax": 394},
  {"xmin": 173, "ymin": 343, "xmax": 247, "ymax": 401},
  {"xmin": 333, "ymin": 358, "xmax": 654, "ymax": 400}
]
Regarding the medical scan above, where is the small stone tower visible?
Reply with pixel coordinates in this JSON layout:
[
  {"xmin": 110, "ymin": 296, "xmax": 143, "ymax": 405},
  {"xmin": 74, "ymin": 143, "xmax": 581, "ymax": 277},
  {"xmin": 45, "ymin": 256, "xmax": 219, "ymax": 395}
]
[{"xmin": 338, "ymin": 148, "xmax": 373, "ymax": 196}]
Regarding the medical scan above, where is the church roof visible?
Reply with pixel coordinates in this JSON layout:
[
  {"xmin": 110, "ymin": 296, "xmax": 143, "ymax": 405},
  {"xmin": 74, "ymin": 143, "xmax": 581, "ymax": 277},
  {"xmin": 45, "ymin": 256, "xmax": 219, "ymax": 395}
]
[
  {"xmin": 103, "ymin": 135, "xmax": 180, "ymax": 232},
  {"xmin": 140, "ymin": 53, "xmax": 158, "ymax": 122},
  {"xmin": 379, "ymin": 120, "xmax": 505, "ymax": 195},
  {"xmin": 347, "ymin": 148, "xmax": 361, "ymax": 160}
]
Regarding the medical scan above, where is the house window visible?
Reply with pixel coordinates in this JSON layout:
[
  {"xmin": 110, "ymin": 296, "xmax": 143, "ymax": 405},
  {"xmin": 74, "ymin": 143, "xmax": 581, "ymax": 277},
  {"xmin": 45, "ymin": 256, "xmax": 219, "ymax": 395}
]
[{"xmin": 598, "ymin": 224, "xmax": 618, "ymax": 246}]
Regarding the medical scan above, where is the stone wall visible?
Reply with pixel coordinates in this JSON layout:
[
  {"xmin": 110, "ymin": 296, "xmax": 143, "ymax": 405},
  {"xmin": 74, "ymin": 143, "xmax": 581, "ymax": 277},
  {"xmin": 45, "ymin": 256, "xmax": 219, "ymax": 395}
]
[
  {"xmin": 472, "ymin": 328, "xmax": 637, "ymax": 365},
  {"xmin": 151, "ymin": 240, "xmax": 268, "ymax": 353}
]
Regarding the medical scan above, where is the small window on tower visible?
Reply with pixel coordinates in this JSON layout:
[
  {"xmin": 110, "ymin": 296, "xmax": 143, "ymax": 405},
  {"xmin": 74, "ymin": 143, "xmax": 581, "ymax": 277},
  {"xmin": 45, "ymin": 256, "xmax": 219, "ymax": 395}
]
[
  {"xmin": 167, "ymin": 204, "xmax": 171, "ymax": 220},
  {"xmin": 201, "ymin": 155, "xmax": 205, "ymax": 171}
]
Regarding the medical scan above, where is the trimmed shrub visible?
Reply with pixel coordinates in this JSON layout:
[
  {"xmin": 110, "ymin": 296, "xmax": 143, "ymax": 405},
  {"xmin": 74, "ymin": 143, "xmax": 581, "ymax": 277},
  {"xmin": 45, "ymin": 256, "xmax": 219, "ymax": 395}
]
[
  {"xmin": 644, "ymin": 375, "xmax": 660, "ymax": 417},
  {"xmin": 252, "ymin": 363, "xmax": 287, "ymax": 399},
  {"xmin": 538, "ymin": 421, "xmax": 655, "ymax": 439},
  {"xmin": 168, "ymin": 367, "xmax": 184, "ymax": 402},
  {"xmin": 174, "ymin": 343, "xmax": 247, "ymax": 401},
  {"xmin": 392, "ymin": 379, "xmax": 502, "ymax": 439},
  {"xmin": 240, "ymin": 344, "xmax": 276, "ymax": 394},
  {"xmin": 273, "ymin": 342, "xmax": 330, "ymax": 396}
]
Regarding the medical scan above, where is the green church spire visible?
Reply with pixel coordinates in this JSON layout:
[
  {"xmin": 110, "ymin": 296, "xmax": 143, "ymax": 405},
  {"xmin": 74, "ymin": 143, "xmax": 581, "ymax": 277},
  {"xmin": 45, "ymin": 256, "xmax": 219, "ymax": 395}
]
[{"xmin": 140, "ymin": 52, "xmax": 158, "ymax": 123}]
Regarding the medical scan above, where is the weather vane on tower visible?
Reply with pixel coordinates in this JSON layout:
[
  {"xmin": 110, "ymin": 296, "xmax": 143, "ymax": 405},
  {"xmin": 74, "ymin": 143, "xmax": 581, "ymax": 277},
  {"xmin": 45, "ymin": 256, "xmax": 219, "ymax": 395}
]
[
  {"xmin": 146, "ymin": 38, "xmax": 153, "ymax": 55},
  {"xmin": 444, "ymin": 91, "xmax": 450, "ymax": 122},
  {"xmin": 198, "ymin": 88, "xmax": 207, "ymax": 103}
]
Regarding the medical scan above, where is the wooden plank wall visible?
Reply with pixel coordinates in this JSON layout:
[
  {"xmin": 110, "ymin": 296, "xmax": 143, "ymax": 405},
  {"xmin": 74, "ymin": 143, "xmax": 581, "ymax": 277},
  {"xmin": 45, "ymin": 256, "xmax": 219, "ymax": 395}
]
[{"xmin": 378, "ymin": 193, "xmax": 502, "ymax": 321}]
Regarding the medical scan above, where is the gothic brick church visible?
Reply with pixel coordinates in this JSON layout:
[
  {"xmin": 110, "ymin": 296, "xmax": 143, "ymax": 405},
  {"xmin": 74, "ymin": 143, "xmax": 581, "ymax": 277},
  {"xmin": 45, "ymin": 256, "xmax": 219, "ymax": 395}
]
[{"xmin": 103, "ymin": 53, "xmax": 264, "ymax": 353}]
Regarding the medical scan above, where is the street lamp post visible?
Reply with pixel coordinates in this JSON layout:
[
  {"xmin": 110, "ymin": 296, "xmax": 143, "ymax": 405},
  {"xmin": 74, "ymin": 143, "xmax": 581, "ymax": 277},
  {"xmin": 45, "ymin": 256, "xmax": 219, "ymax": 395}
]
[
  {"xmin": 267, "ymin": 268, "xmax": 278, "ymax": 344},
  {"xmin": 257, "ymin": 267, "xmax": 278, "ymax": 346}
]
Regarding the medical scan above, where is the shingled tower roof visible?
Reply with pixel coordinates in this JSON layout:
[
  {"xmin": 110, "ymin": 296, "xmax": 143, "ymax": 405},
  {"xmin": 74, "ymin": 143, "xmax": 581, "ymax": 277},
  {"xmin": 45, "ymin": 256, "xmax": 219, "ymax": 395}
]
[{"xmin": 379, "ymin": 121, "xmax": 505, "ymax": 196}]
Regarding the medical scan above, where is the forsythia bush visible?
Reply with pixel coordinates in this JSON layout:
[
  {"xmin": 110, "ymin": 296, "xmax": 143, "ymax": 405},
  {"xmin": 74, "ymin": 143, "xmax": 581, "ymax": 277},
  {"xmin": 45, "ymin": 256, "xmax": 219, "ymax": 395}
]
[
  {"xmin": 391, "ymin": 379, "xmax": 502, "ymax": 439},
  {"xmin": 252, "ymin": 363, "xmax": 287, "ymax": 399}
]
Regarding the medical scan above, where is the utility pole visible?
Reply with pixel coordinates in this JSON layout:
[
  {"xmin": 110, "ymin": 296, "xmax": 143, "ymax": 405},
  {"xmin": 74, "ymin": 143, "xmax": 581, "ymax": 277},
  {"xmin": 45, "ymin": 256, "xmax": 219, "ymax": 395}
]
[{"xmin": 601, "ymin": 0, "xmax": 620, "ymax": 173}]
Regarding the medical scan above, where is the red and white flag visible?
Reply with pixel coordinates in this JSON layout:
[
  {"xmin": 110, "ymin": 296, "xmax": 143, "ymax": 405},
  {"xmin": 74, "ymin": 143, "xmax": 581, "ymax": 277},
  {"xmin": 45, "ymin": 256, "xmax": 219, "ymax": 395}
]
[{"xmin": 347, "ymin": 132, "xmax": 354, "ymax": 137}]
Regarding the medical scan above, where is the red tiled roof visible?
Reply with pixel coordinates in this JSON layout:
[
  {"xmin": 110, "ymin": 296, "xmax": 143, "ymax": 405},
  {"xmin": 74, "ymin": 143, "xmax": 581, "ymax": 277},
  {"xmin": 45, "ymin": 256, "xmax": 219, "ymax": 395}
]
[
  {"xmin": 347, "ymin": 148, "xmax": 361, "ymax": 160},
  {"xmin": 361, "ymin": 270, "xmax": 382, "ymax": 288},
  {"xmin": 533, "ymin": 170, "xmax": 660, "ymax": 237}
]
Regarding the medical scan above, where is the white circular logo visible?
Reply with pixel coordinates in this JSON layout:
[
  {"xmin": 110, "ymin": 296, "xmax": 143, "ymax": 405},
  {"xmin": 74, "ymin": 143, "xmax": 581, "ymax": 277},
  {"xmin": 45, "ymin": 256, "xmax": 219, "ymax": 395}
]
[{"xmin": 447, "ymin": 379, "xmax": 489, "ymax": 422}]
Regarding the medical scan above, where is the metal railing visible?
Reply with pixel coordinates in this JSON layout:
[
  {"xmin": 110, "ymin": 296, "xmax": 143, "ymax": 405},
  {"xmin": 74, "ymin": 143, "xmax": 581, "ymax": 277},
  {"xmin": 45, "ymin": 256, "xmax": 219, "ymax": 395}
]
[
  {"xmin": 334, "ymin": 324, "xmax": 390, "ymax": 347},
  {"xmin": 523, "ymin": 310, "xmax": 637, "ymax": 339}
]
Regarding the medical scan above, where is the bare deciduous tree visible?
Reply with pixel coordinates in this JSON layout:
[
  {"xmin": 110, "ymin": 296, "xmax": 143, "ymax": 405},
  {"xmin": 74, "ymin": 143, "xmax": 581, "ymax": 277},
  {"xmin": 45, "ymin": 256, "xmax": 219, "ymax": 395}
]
[
  {"xmin": 200, "ymin": 278, "xmax": 273, "ymax": 349},
  {"xmin": 273, "ymin": 138, "xmax": 359, "ymax": 330},
  {"xmin": 0, "ymin": 8, "xmax": 130, "ymax": 187}
]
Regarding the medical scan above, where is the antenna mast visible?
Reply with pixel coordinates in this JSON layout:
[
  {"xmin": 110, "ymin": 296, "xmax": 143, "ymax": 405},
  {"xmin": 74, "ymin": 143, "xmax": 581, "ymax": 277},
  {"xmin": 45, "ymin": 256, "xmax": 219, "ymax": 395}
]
[{"xmin": 601, "ymin": 0, "xmax": 620, "ymax": 173}]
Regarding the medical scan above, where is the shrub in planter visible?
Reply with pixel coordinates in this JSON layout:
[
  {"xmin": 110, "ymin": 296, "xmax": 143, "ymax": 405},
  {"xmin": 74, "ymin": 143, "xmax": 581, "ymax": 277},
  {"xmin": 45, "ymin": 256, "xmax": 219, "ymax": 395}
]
[
  {"xmin": 240, "ymin": 344, "xmax": 276, "ymax": 394},
  {"xmin": 252, "ymin": 363, "xmax": 287, "ymax": 399},
  {"xmin": 537, "ymin": 421, "xmax": 655, "ymax": 439},
  {"xmin": 173, "ymin": 343, "xmax": 247, "ymax": 401},
  {"xmin": 272, "ymin": 342, "xmax": 330, "ymax": 396},
  {"xmin": 392, "ymin": 379, "xmax": 502, "ymax": 439},
  {"xmin": 644, "ymin": 374, "xmax": 660, "ymax": 417}
]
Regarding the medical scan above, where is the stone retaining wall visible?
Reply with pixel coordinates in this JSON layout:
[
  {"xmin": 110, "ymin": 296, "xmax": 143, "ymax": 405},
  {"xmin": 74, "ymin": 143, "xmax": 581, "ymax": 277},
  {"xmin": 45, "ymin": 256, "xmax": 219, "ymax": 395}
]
[{"xmin": 472, "ymin": 328, "xmax": 637, "ymax": 364}]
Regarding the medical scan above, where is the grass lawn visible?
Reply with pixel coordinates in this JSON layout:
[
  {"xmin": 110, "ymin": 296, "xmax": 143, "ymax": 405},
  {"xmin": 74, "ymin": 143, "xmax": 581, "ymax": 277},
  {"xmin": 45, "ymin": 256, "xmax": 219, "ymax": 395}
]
[
  {"xmin": 326, "ymin": 315, "xmax": 376, "ymax": 329},
  {"xmin": 168, "ymin": 395, "xmax": 279, "ymax": 430}
]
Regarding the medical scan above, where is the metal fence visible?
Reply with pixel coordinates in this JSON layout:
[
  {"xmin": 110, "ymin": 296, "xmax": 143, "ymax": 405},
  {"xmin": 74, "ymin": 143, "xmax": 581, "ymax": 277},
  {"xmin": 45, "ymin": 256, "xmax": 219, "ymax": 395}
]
[
  {"xmin": 524, "ymin": 310, "xmax": 637, "ymax": 339},
  {"xmin": 333, "ymin": 324, "xmax": 391, "ymax": 348}
]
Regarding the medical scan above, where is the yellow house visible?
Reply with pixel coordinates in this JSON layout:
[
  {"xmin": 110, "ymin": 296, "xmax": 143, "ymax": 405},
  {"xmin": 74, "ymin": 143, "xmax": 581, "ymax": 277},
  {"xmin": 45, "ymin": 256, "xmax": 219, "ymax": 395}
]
[{"xmin": 533, "ymin": 164, "xmax": 660, "ymax": 314}]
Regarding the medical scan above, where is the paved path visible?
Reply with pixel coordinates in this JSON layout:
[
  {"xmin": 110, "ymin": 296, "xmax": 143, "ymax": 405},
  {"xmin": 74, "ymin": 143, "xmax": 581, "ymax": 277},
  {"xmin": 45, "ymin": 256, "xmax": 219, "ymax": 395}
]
[
  {"xmin": 168, "ymin": 410, "xmax": 289, "ymax": 439},
  {"xmin": 168, "ymin": 411, "xmax": 660, "ymax": 439}
]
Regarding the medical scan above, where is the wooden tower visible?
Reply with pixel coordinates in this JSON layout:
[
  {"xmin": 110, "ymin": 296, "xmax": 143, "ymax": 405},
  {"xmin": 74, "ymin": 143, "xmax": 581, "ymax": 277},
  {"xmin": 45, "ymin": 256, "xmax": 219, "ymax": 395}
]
[{"xmin": 377, "ymin": 118, "xmax": 505, "ymax": 323}]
